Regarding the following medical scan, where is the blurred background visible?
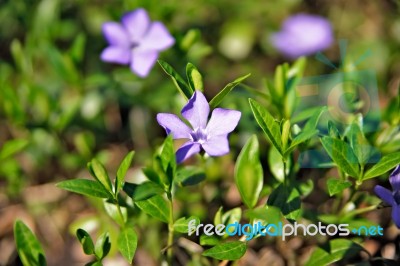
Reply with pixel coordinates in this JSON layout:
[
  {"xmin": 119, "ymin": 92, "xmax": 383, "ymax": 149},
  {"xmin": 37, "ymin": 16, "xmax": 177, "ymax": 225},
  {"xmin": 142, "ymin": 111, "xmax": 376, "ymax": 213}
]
[{"xmin": 0, "ymin": 0, "xmax": 400, "ymax": 265}]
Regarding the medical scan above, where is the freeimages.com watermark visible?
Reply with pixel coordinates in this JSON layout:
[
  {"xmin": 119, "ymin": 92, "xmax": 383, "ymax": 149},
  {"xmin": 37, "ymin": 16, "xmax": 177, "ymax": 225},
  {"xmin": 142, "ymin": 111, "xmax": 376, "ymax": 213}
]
[{"xmin": 188, "ymin": 220, "xmax": 383, "ymax": 241}]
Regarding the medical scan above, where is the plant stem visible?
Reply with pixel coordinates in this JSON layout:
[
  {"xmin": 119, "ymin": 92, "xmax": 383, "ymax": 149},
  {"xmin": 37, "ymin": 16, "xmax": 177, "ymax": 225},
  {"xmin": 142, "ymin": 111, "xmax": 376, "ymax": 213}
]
[
  {"xmin": 116, "ymin": 202, "xmax": 126, "ymax": 228},
  {"xmin": 167, "ymin": 194, "xmax": 174, "ymax": 266}
]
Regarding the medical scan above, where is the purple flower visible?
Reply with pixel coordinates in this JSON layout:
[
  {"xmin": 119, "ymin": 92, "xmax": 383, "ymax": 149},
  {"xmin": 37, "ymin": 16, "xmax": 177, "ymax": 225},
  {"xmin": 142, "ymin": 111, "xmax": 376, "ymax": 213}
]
[
  {"xmin": 157, "ymin": 91, "xmax": 241, "ymax": 163},
  {"xmin": 271, "ymin": 14, "xmax": 333, "ymax": 59},
  {"xmin": 374, "ymin": 165, "xmax": 400, "ymax": 228},
  {"xmin": 100, "ymin": 8, "xmax": 175, "ymax": 77}
]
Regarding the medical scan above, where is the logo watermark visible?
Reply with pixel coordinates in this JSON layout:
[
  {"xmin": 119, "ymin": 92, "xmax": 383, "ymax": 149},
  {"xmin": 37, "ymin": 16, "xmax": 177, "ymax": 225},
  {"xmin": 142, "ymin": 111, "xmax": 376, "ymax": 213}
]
[{"xmin": 188, "ymin": 219, "xmax": 383, "ymax": 241}]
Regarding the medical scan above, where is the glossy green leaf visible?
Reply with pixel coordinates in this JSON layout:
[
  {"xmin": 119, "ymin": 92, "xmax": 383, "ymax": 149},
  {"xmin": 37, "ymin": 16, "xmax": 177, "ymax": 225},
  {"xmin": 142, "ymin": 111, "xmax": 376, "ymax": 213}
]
[
  {"xmin": 363, "ymin": 152, "xmax": 400, "ymax": 180},
  {"xmin": 94, "ymin": 232, "xmax": 111, "ymax": 260},
  {"xmin": 267, "ymin": 184, "xmax": 301, "ymax": 222},
  {"xmin": 200, "ymin": 234, "xmax": 221, "ymax": 246},
  {"xmin": 234, "ymin": 135, "xmax": 263, "ymax": 209},
  {"xmin": 186, "ymin": 63, "xmax": 203, "ymax": 91},
  {"xmin": 14, "ymin": 220, "xmax": 47, "ymax": 266},
  {"xmin": 118, "ymin": 227, "xmax": 138, "ymax": 264},
  {"xmin": 158, "ymin": 60, "xmax": 193, "ymax": 100},
  {"xmin": 202, "ymin": 241, "xmax": 247, "ymax": 260},
  {"xmin": 174, "ymin": 216, "xmax": 200, "ymax": 234},
  {"xmin": 88, "ymin": 159, "xmax": 113, "ymax": 194},
  {"xmin": 281, "ymin": 120, "xmax": 291, "ymax": 151},
  {"xmin": 321, "ymin": 137, "xmax": 360, "ymax": 178},
  {"xmin": 175, "ymin": 167, "xmax": 205, "ymax": 186},
  {"xmin": 57, "ymin": 179, "xmax": 112, "ymax": 199},
  {"xmin": 142, "ymin": 167, "xmax": 163, "ymax": 186},
  {"xmin": 221, "ymin": 207, "xmax": 242, "ymax": 225},
  {"xmin": 115, "ymin": 151, "xmax": 135, "ymax": 194},
  {"xmin": 158, "ymin": 135, "xmax": 176, "ymax": 187},
  {"xmin": 347, "ymin": 123, "xmax": 371, "ymax": 166},
  {"xmin": 305, "ymin": 239, "xmax": 363, "ymax": 266},
  {"xmin": 245, "ymin": 206, "xmax": 281, "ymax": 225},
  {"xmin": 76, "ymin": 229, "xmax": 95, "ymax": 255},
  {"xmin": 0, "ymin": 139, "xmax": 29, "ymax": 160},
  {"xmin": 135, "ymin": 195, "xmax": 170, "ymax": 223},
  {"xmin": 249, "ymin": 99, "xmax": 283, "ymax": 154},
  {"xmin": 327, "ymin": 178, "xmax": 352, "ymax": 196},
  {"xmin": 123, "ymin": 181, "xmax": 164, "ymax": 201},
  {"xmin": 209, "ymin": 73, "xmax": 251, "ymax": 108},
  {"xmin": 328, "ymin": 121, "xmax": 340, "ymax": 138},
  {"xmin": 285, "ymin": 107, "xmax": 326, "ymax": 154}
]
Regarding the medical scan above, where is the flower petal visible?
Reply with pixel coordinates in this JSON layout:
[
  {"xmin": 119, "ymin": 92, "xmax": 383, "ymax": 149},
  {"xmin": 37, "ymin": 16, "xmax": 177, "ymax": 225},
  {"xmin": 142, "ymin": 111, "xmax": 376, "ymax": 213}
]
[
  {"xmin": 390, "ymin": 165, "xmax": 400, "ymax": 191},
  {"xmin": 137, "ymin": 22, "xmax": 175, "ymax": 52},
  {"xmin": 176, "ymin": 141, "xmax": 201, "ymax": 163},
  {"xmin": 374, "ymin": 185, "xmax": 395, "ymax": 206},
  {"xmin": 102, "ymin": 22, "xmax": 130, "ymax": 47},
  {"xmin": 156, "ymin": 113, "xmax": 192, "ymax": 139},
  {"xmin": 130, "ymin": 50, "xmax": 158, "ymax": 77},
  {"xmin": 121, "ymin": 9, "xmax": 151, "ymax": 43},
  {"xmin": 202, "ymin": 135, "xmax": 230, "ymax": 157},
  {"xmin": 181, "ymin": 91, "xmax": 210, "ymax": 130},
  {"xmin": 100, "ymin": 47, "xmax": 131, "ymax": 64},
  {"xmin": 392, "ymin": 204, "xmax": 400, "ymax": 228},
  {"xmin": 206, "ymin": 108, "xmax": 241, "ymax": 136}
]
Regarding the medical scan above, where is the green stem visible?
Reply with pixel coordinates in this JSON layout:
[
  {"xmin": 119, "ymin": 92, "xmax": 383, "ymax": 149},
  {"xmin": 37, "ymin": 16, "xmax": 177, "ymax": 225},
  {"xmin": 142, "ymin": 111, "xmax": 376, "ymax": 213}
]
[
  {"xmin": 167, "ymin": 194, "xmax": 174, "ymax": 266},
  {"xmin": 116, "ymin": 202, "xmax": 126, "ymax": 228}
]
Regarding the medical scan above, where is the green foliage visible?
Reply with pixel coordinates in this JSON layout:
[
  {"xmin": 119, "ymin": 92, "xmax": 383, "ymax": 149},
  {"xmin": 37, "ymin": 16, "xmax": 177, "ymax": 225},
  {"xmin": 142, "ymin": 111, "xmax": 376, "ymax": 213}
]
[
  {"xmin": 209, "ymin": 73, "xmax": 251, "ymax": 108},
  {"xmin": 158, "ymin": 60, "xmax": 193, "ymax": 100},
  {"xmin": 267, "ymin": 184, "xmax": 301, "ymax": 222},
  {"xmin": 14, "ymin": 220, "xmax": 47, "ymax": 266},
  {"xmin": 117, "ymin": 228, "xmax": 138, "ymax": 264},
  {"xmin": 76, "ymin": 229, "xmax": 95, "ymax": 255},
  {"xmin": 135, "ymin": 195, "xmax": 171, "ymax": 223},
  {"xmin": 327, "ymin": 179, "xmax": 352, "ymax": 196},
  {"xmin": 115, "ymin": 151, "xmax": 135, "ymax": 195},
  {"xmin": 363, "ymin": 152, "xmax": 400, "ymax": 180},
  {"xmin": 202, "ymin": 241, "xmax": 247, "ymax": 260},
  {"xmin": 56, "ymin": 179, "xmax": 112, "ymax": 199},
  {"xmin": 234, "ymin": 135, "xmax": 263, "ymax": 209},
  {"xmin": 186, "ymin": 63, "xmax": 204, "ymax": 91},
  {"xmin": 305, "ymin": 239, "xmax": 364, "ymax": 266}
]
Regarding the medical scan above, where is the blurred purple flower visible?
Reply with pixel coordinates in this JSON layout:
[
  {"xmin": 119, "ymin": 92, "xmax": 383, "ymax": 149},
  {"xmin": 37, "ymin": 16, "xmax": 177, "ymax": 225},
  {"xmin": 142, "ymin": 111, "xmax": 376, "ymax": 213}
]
[
  {"xmin": 101, "ymin": 8, "xmax": 175, "ymax": 77},
  {"xmin": 271, "ymin": 14, "xmax": 333, "ymax": 59},
  {"xmin": 374, "ymin": 165, "xmax": 400, "ymax": 228},
  {"xmin": 157, "ymin": 91, "xmax": 241, "ymax": 163}
]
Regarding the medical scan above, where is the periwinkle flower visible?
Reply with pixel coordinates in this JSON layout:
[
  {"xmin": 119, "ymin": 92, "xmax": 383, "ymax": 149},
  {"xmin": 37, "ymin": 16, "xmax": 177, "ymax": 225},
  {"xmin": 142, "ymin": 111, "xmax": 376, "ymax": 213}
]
[
  {"xmin": 101, "ymin": 8, "xmax": 175, "ymax": 77},
  {"xmin": 271, "ymin": 14, "xmax": 333, "ymax": 59},
  {"xmin": 374, "ymin": 165, "xmax": 400, "ymax": 228},
  {"xmin": 157, "ymin": 91, "xmax": 241, "ymax": 163}
]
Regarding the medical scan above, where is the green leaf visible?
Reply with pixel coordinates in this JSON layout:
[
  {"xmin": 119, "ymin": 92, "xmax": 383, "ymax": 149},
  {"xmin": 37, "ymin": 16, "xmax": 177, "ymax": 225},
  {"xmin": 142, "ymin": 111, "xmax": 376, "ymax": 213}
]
[
  {"xmin": 363, "ymin": 152, "xmax": 400, "ymax": 180},
  {"xmin": 200, "ymin": 235, "xmax": 221, "ymax": 246},
  {"xmin": 142, "ymin": 167, "xmax": 163, "ymax": 186},
  {"xmin": 281, "ymin": 120, "xmax": 291, "ymax": 151},
  {"xmin": 117, "ymin": 227, "xmax": 138, "ymax": 264},
  {"xmin": 174, "ymin": 216, "xmax": 200, "ymax": 234},
  {"xmin": 0, "ymin": 139, "xmax": 29, "ymax": 160},
  {"xmin": 245, "ymin": 206, "xmax": 281, "ymax": 225},
  {"xmin": 158, "ymin": 135, "xmax": 176, "ymax": 188},
  {"xmin": 186, "ymin": 63, "xmax": 203, "ymax": 91},
  {"xmin": 305, "ymin": 239, "xmax": 363, "ymax": 266},
  {"xmin": 328, "ymin": 121, "xmax": 340, "ymax": 138},
  {"xmin": 234, "ymin": 135, "xmax": 263, "ymax": 209},
  {"xmin": 321, "ymin": 137, "xmax": 360, "ymax": 178},
  {"xmin": 327, "ymin": 178, "xmax": 352, "ymax": 196},
  {"xmin": 94, "ymin": 232, "xmax": 111, "ymax": 260},
  {"xmin": 249, "ymin": 99, "xmax": 283, "ymax": 155},
  {"xmin": 14, "ymin": 220, "xmax": 47, "ymax": 266},
  {"xmin": 88, "ymin": 159, "xmax": 113, "ymax": 194},
  {"xmin": 157, "ymin": 60, "xmax": 193, "ymax": 100},
  {"xmin": 76, "ymin": 229, "xmax": 95, "ymax": 255},
  {"xmin": 285, "ymin": 107, "xmax": 326, "ymax": 154},
  {"xmin": 123, "ymin": 181, "xmax": 164, "ymax": 201},
  {"xmin": 135, "ymin": 195, "xmax": 170, "ymax": 223},
  {"xmin": 202, "ymin": 241, "xmax": 247, "ymax": 260},
  {"xmin": 209, "ymin": 73, "xmax": 251, "ymax": 108},
  {"xmin": 267, "ymin": 184, "xmax": 301, "ymax": 222},
  {"xmin": 57, "ymin": 179, "xmax": 112, "ymax": 199},
  {"xmin": 115, "ymin": 151, "xmax": 135, "ymax": 195},
  {"xmin": 175, "ymin": 167, "xmax": 205, "ymax": 186},
  {"xmin": 346, "ymin": 123, "xmax": 371, "ymax": 166},
  {"xmin": 268, "ymin": 146, "xmax": 285, "ymax": 182}
]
